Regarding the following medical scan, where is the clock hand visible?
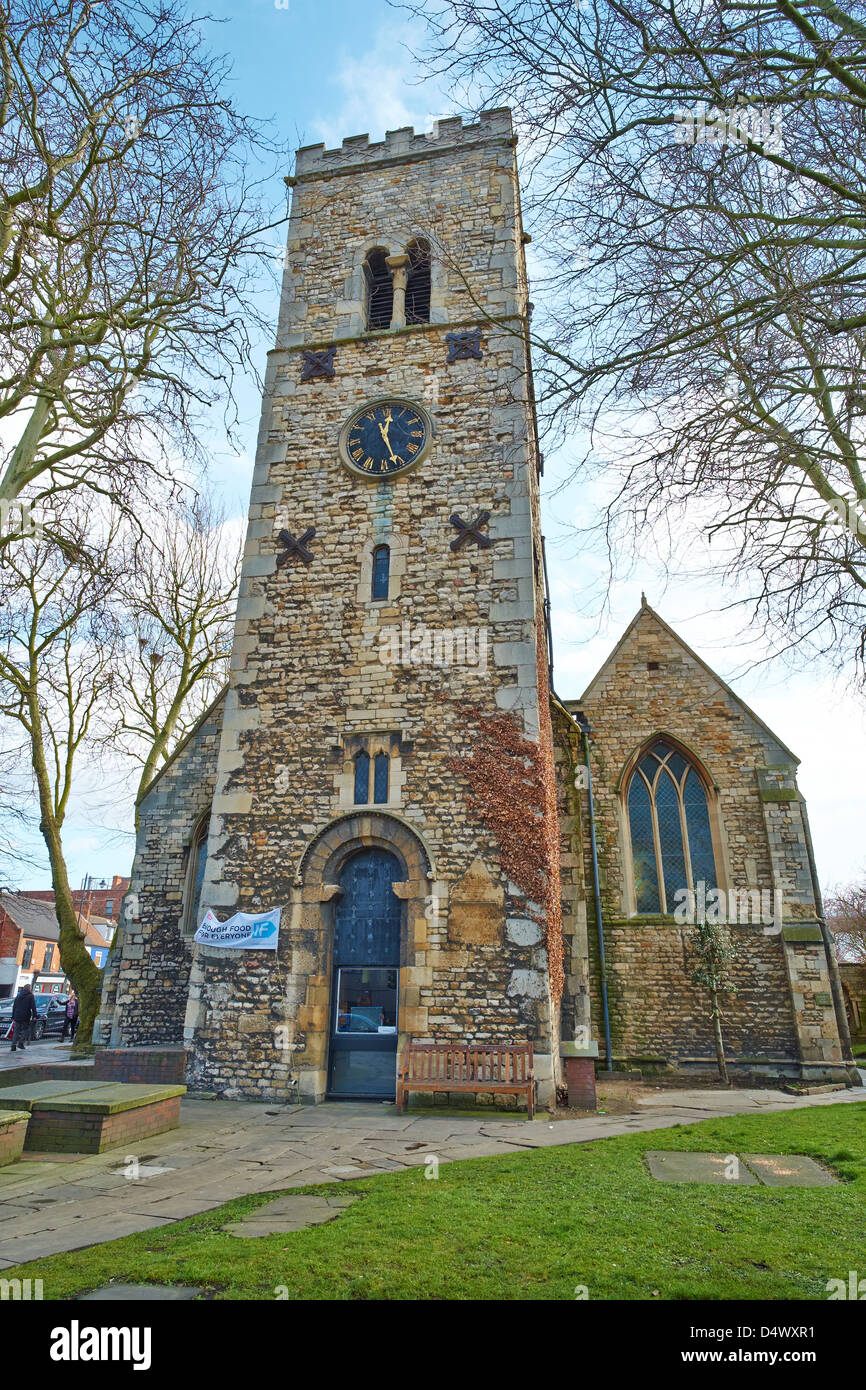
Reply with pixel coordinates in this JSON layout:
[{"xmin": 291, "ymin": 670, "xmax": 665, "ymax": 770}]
[{"xmin": 377, "ymin": 415, "xmax": 400, "ymax": 464}]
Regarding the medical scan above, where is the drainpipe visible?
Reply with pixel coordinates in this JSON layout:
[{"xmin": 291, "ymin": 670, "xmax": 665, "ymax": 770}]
[
  {"xmin": 540, "ymin": 537, "xmax": 555, "ymax": 691},
  {"xmin": 800, "ymin": 799, "xmax": 859, "ymax": 1082},
  {"xmin": 572, "ymin": 710, "xmax": 613, "ymax": 1072}
]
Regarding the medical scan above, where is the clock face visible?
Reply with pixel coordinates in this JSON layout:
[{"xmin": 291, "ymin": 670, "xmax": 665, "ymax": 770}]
[{"xmin": 339, "ymin": 399, "xmax": 433, "ymax": 478}]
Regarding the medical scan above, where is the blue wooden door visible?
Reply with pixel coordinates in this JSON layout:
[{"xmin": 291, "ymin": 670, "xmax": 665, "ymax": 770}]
[{"xmin": 328, "ymin": 849, "xmax": 401, "ymax": 1098}]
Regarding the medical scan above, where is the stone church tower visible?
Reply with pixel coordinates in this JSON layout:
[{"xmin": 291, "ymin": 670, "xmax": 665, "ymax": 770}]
[
  {"xmin": 102, "ymin": 110, "xmax": 564, "ymax": 1104},
  {"xmin": 99, "ymin": 111, "xmax": 853, "ymax": 1105}
]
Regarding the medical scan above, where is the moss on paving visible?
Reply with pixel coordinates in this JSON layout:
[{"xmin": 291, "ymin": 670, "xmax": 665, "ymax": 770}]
[{"xmin": 8, "ymin": 1103, "xmax": 866, "ymax": 1301}]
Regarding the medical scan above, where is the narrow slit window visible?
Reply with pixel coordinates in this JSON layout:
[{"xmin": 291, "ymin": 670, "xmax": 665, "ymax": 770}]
[
  {"xmin": 184, "ymin": 812, "xmax": 210, "ymax": 935},
  {"xmin": 354, "ymin": 750, "xmax": 371, "ymax": 805},
  {"xmin": 371, "ymin": 544, "xmax": 390, "ymax": 600},
  {"xmin": 405, "ymin": 239, "xmax": 431, "ymax": 324},
  {"xmin": 364, "ymin": 248, "xmax": 393, "ymax": 330},
  {"xmin": 373, "ymin": 751, "xmax": 389, "ymax": 804}
]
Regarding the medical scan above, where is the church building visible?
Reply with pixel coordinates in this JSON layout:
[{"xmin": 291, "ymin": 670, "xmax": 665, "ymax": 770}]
[{"xmin": 97, "ymin": 110, "xmax": 853, "ymax": 1106}]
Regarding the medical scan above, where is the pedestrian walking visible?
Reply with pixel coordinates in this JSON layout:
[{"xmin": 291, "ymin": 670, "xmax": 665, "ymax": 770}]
[
  {"xmin": 10, "ymin": 984, "xmax": 38, "ymax": 1052},
  {"xmin": 61, "ymin": 992, "xmax": 79, "ymax": 1041}
]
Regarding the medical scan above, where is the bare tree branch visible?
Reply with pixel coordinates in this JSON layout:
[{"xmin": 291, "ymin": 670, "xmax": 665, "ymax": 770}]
[
  {"xmin": 405, "ymin": 0, "xmax": 866, "ymax": 675},
  {"xmin": 0, "ymin": 0, "xmax": 286, "ymax": 525}
]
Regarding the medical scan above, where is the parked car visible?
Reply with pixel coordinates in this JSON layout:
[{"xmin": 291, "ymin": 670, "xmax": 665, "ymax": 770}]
[
  {"xmin": 0, "ymin": 993, "xmax": 69, "ymax": 1040},
  {"xmin": 32, "ymin": 994, "xmax": 70, "ymax": 1039}
]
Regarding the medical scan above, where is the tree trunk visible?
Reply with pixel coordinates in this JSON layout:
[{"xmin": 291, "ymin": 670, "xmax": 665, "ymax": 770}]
[
  {"xmin": 27, "ymin": 703, "xmax": 101, "ymax": 1049},
  {"xmin": 0, "ymin": 383, "xmax": 58, "ymax": 503},
  {"xmin": 710, "ymin": 989, "xmax": 730, "ymax": 1085}
]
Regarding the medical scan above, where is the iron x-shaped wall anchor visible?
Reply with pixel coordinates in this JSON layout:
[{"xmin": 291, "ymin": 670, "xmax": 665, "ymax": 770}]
[
  {"xmin": 276, "ymin": 526, "xmax": 316, "ymax": 568},
  {"xmin": 449, "ymin": 511, "xmax": 492, "ymax": 552}
]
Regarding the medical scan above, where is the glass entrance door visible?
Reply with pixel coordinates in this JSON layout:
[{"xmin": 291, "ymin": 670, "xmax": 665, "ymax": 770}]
[{"xmin": 328, "ymin": 849, "xmax": 401, "ymax": 1099}]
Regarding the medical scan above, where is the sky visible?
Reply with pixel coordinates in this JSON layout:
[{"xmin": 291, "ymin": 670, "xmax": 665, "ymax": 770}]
[{"xmin": 11, "ymin": 0, "xmax": 866, "ymax": 894}]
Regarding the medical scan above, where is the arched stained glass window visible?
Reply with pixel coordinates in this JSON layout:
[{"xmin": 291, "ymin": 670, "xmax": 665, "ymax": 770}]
[
  {"xmin": 626, "ymin": 741, "xmax": 718, "ymax": 914},
  {"xmin": 371, "ymin": 544, "xmax": 390, "ymax": 600}
]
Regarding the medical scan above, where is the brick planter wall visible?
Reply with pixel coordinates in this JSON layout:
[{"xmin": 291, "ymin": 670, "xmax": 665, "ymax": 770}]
[
  {"xmin": 24, "ymin": 1092, "xmax": 183, "ymax": 1155},
  {"xmin": 0, "ymin": 1113, "xmax": 28, "ymax": 1165},
  {"xmin": 94, "ymin": 1048, "xmax": 186, "ymax": 1085},
  {"xmin": 0, "ymin": 1062, "xmax": 95, "ymax": 1088}
]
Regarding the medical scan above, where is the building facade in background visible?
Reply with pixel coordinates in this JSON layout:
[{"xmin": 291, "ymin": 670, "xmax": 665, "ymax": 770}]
[
  {"xmin": 0, "ymin": 895, "xmax": 65, "ymax": 996},
  {"xmin": 25, "ymin": 874, "xmax": 129, "ymax": 923},
  {"xmin": 0, "ymin": 894, "xmax": 118, "ymax": 998}
]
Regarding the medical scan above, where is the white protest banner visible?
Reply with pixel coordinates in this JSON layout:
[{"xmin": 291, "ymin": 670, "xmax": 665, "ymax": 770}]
[{"xmin": 194, "ymin": 906, "xmax": 281, "ymax": 950}]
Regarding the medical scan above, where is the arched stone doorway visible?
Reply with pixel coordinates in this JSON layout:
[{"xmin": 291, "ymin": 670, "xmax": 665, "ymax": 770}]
[{"xmin": 298, "ymin": 812, "xmax": 434, "ymax": 1103}]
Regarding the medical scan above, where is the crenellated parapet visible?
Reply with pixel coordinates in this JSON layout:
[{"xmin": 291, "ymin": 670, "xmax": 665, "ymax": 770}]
[{"xmin": 294, "ymin": 109, "xmax": 514, "ymax": 178}]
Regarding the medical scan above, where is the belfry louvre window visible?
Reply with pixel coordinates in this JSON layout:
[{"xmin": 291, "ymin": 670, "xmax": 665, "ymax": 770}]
[
  {"xmin": 364, "ymin": 248, "xmax": 393, "ymax": 329},
  {"xmin": 626, "ymin": 741, "xmax": 718, "ymax": 914},
  {"xmin": 405, "ymin": 239, "xmax": 431, "ymax": 324}
]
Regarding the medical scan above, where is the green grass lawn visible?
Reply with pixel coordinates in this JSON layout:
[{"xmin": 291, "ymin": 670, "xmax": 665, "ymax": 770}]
[
  {"xmin": 852, "ymin": 1041, "xmax": 866, "ymax": 1058},
  {"xmin": 10, "ymin": 1104, "xmax": 866, "ymax": 1301}
]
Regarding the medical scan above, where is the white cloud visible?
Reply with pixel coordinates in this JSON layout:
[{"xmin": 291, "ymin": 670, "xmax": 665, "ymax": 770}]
[
  {"xmin": 66, "ymin": 836, "xmax": 102, "ymax": 855},
  {"xmin": 311, "ymin": 22, "xmax": 451, "ymax": 150}
]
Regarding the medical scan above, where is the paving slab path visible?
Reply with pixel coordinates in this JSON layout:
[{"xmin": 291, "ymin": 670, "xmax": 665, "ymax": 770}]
[
  {"xmin": 222, "ymin": 1192, "xmax": 357, "ymax": 1238},
  {"xmin": 0, "ymin": 1084, "xmax": 862, "ymax": 1266},
  {"xmin": 0, "ymin": 1042, "xmax": 77, "ymax": 1075},
  {"xmin": 76, "ymin": 1283, "xmax": 204, "ymax": 1301}
]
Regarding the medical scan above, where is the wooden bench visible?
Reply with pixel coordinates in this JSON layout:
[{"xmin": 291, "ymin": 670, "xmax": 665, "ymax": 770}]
[{"xmin": 396, "ymin": 1042, "xmax": 535, "ymax": 1118}]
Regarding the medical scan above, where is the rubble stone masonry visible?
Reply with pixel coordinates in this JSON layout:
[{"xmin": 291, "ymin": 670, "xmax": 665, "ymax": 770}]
[
  {"xmin": 563, "ymin": 604, "xmax": 845, "ymax": 1078},
  {"xmin": 102, "ymin": 113, "xmax": 846, "ymax": 1099},
  {"xmin": 111, "ymin": 112, "xmax": 561, "ymax": 1105}
]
